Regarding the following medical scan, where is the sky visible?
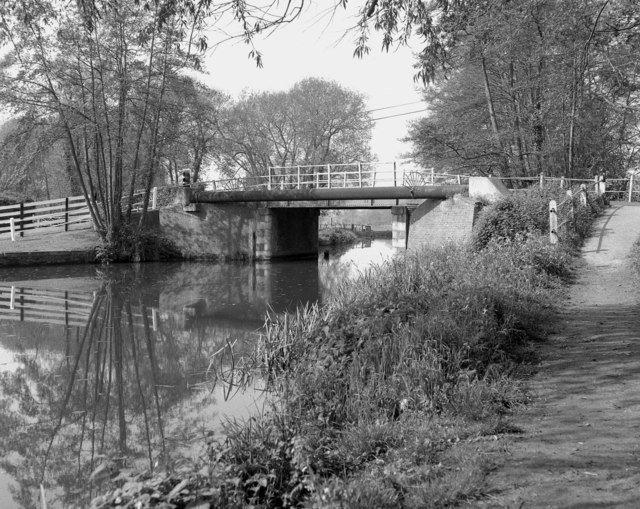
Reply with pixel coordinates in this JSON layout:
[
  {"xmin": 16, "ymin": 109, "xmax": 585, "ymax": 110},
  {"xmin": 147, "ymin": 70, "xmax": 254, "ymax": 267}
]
[{"xmin": 198, "ymin": 3, "xmax": 427, "ymax": 163}]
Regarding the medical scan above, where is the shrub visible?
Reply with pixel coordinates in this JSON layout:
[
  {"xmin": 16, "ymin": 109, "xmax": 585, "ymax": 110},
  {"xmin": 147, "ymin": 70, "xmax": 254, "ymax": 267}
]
[
  {"xmin": 473, "ymin": 184, "xmax": 605, "ymax": 250},
  {"xmin": 319, "ymin": 228, "xmax": 359, "ymax": 246},
  {"xmin": 95, "ymin": 223, "xmax": 178, "ymax": 263}
]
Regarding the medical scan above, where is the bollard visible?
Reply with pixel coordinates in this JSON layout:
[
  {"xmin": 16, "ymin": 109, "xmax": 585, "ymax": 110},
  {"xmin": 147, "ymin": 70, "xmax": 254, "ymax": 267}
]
[{"xmin": 9, "ymin": 217, "xmax": 15, "ymax": 242}]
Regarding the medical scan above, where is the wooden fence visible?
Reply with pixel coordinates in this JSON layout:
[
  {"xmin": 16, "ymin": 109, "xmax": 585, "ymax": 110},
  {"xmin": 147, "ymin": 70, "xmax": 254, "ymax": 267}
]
[
  {"xmin": 0, "ymin": 188, "xmax": 160, "ymax": 241},
  {"xmin": 0, "ymin": 196, "xmax": 91, "ymax": 240}
]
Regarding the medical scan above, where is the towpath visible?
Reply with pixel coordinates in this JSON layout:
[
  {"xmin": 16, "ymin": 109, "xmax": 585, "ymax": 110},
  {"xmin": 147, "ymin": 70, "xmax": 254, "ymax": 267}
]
[{"xmin": 473, "ymin": 201, "xmax": 640, "ymax": 508}]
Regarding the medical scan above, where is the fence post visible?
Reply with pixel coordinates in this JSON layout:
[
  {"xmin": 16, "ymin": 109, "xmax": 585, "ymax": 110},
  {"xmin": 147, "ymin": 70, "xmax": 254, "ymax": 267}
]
[
  {"xmin": 629, "ymin": 174, "xmax": 634, "ymax": 202},
  {"xmin": 327, "ymin": 164, "xmax": 332, "ymax": 189},
  {"xmin": 358, "ymin": 162, "xmax": 362, "ymax": 188},
  {"xmin": 9, "ymin": 217, "xmax": 15, "ymax": 242},
  {"xmin": 595, "ymin": 175, "xmax": 601, "ymax": 196},
  {"xmin": 268, "ymin": 167, "xmax": 272, "ymax": 190},
  {"xmin": 151, "ymin": 187, "xmax": 157, "ymax": 210},
  {"xmin": 539, "ymin": 173, "xmax": 545, "ymax": 189},
  {"xmin": 560, "ymin": 176, "xmax": 565, "ymax": 189},
  {"xmin": 566, "ymin": 190, "xmax": 574, "ymax": 224},
  {"xmin": 457, "ymin": 174, "xmax": 462, "ymax": 184},
  {"xmin": 19, "ymin": 202, "xmax": 24, "ymax": 237},
  {"xmin": 580, "ymin": 183, "xmax": 588, "ymax": 206},
  {"xmin": 297, "ymin": 166, "xmax": 301, "ymax": 189},
  {"xmin": 431, "ymin": 167, "xmax": 435, "ymax": 185},
  {"xmin": 393, "ymin": 161, "xmax": 398, "ymax": 205},
  {"xmin": 549, "ymin": 199, "xmax": 558, "ymax": 244},
  {"xmin": 9, "ymin": 286, "xmax": 15, "ymax": 310},
  {"xmin": 64, "ymin": 197, "xmax": 69, "ymax": 231}
]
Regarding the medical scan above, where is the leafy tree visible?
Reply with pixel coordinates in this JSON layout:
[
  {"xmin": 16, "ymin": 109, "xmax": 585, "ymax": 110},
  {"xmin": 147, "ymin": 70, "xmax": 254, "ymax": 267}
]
[
  {"xmin": 213, "ymin": 77, "xmax": 372, "ymax": 177},
  {"xmin": 160, "ymin": 78, "xmax": 229, "ymax": 184},
  {"xmin": 357, "ymin": 0, "xmax": 640, "ymax": 178},
  {"xmin": 0, "ymin": 1, "xmax": 215, "ymax": 244}
]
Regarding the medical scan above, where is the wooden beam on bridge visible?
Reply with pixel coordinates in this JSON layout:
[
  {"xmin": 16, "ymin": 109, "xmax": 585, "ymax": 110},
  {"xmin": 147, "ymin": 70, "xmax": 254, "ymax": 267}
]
[{"xmin": 191, "ymin": 185, "xmax": 468, "ymax": 204}]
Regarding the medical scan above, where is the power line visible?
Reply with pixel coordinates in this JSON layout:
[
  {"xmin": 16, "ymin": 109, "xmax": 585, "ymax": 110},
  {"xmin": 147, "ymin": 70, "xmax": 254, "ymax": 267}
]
[
  {"xmin": 367, "ymin": 101, "xmax": 424, "ymax": 113},
  {"xmin": 371, "ymin": 108, "xmax": 428, "ymax": 121}
]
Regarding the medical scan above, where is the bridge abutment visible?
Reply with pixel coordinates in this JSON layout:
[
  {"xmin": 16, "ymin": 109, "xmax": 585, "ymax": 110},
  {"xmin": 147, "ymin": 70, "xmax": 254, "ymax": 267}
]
[
  {"xmin": 391, "ymin": 206, "xmax": 411, "ymax": 250},
  {"xmin": 160, "ymin": 203, "xmax": 318, "ymax": 261}
]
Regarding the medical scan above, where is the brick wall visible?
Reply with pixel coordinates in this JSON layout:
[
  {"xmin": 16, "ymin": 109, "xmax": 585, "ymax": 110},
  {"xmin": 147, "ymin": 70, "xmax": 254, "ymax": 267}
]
[
  {"xmin": 160, "ymin": 203, "xmax": 259, "ymax": 261},
  {"xmin": 407, "ymin": 195, "xmax": 481, "ymax": 251},
  {"xmin": 160, "ymin": 203, "xmax": 319, "ymax": 260}
]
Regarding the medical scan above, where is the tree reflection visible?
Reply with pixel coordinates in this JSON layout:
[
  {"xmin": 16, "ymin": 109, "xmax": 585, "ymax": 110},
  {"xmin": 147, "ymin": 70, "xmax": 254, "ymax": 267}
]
[{"xmin": 0, "ymin": 274, "xmax": 258, "ymax": 509}]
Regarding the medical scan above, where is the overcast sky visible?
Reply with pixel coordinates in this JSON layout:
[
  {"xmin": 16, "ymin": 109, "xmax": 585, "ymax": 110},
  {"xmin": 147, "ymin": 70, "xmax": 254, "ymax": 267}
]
[{"xmin": 199, "ymin": 3, "xmax": 426, "ymax": 163}]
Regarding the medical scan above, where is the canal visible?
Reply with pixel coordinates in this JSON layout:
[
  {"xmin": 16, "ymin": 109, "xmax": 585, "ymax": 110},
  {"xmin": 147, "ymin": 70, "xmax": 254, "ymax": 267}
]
[{"xmin": 0, "ymin": 239, "xmax": 393, "ymax": 509}]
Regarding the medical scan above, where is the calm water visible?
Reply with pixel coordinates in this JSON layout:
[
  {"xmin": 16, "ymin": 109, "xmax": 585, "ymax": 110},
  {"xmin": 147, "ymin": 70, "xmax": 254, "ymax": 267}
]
[{"xmin": 0, "ymin": 239, "xmax": 393, "ymax": 509}]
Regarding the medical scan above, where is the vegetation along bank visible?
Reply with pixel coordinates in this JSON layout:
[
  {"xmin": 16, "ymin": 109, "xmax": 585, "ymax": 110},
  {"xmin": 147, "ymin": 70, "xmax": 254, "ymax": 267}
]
[{"xmin": 91, "ymin": 184, "xmax": 603, "ymax": 508}]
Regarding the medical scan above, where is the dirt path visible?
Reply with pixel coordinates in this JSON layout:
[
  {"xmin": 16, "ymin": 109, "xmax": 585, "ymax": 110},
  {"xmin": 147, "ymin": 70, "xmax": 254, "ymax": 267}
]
[{"xmin": 474, "ymin": 201, "xmax": 640, "ymax": 508}]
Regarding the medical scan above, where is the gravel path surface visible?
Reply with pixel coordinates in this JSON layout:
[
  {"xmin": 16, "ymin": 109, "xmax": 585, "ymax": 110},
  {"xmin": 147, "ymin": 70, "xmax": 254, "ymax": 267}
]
[{"xmin": 473, "ymin": 201, "xmax": 640, "ymax": 508}]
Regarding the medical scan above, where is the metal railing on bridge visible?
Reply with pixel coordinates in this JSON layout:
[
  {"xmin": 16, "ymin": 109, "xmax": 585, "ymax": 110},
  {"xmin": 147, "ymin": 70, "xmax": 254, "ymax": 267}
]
[{"xmin": 199, "ymin": 161, "xmax": 467, "ymax": 192}]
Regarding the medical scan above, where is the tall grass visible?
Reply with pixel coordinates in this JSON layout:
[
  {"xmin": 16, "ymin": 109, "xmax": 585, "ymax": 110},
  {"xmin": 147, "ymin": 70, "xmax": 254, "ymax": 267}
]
[{"xmin": 198, "ymin": 234, "xmax": 578, "ymax": 508}]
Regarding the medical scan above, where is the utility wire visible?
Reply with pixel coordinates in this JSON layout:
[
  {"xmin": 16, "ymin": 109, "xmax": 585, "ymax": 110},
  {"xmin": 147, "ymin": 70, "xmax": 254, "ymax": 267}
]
[
  {"xmin": 367, "ymin": 100, "xmax": 424, "ymax": 113},
  {"xmin": 371, "ymin": 108, "xmax": 428, "ymax": 121}
]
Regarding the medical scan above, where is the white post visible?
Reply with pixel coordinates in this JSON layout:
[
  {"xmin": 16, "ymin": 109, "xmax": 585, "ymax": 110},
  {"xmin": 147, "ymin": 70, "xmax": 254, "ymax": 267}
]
[
  {"xmin": 560, "ymin": 176, "xmax": 565, "ymax": 189},
  {"xmin": 152, "ymin": 308, "xmax": 158, "ymax": 332},
  {"xmin": 549, "ymin": 200, "xmax": 558, "ymax": 244},
  {"xmin": 9, "ymin": 286, "xmax": 15, "ymax": 310},
  {"xmin": 566, "ymin": 189, "xmax": 574, "ymax": 224},
  {"xmin": 629, "ymin": 174, "xmax": 634, "ymax": 202},
  {"xmin": 539, "ymin": 173, "xmax": 545, "ymax": 189},
  {"xmin": 457, "ymin": 174, "xmax": 462, "ymax": 184},
  {"xmin": 327, "ymin": 164, "xmax": 332, "ymax": 189},
  {"xmin": 297, "ymin": 165, "xmax": 301, "ymax": 189},
  {"xmin": 580, "ymin": 183, "xmax": 588, "ymax": 206},
  {"xmin": 9, "ymin": 217, "xmax": 15, "ymax": 242},
  {"xmin": 268, "ymin": 167, "xmax": 272, "ymax": 190},
  {"xmin": 151, "ymin": 187, "xmax": 157, "ymax": 210},
  {"xmin": 358, "ymin": 162, "xmax": 362, "ymax": 188}
]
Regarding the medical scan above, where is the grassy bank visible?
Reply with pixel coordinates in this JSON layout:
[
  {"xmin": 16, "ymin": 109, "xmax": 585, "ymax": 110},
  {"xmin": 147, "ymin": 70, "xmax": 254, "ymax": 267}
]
[{"xmin": 92, "ymin": 186, "xmax": 603, "ymax": 508}]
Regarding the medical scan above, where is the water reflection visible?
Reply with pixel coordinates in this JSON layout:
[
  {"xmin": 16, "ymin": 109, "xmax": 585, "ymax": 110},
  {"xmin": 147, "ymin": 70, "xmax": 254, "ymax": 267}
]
[{"xmin": 0, "ymin": 240, "xmax": 392, "ymax": 508}]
